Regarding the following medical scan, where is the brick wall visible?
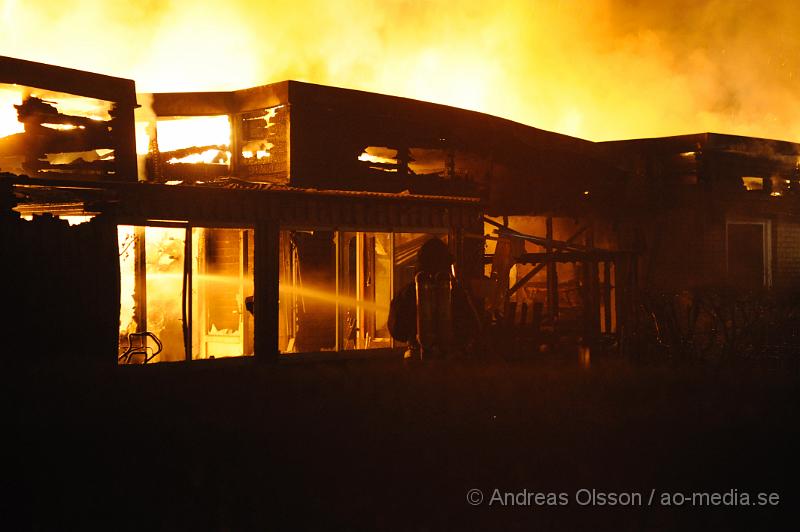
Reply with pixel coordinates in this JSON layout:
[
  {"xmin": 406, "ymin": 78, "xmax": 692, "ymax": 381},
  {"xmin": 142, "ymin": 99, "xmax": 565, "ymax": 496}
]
[{"xmin": 775, "ymin": 219, "xmax": 800, "ymax": 289}]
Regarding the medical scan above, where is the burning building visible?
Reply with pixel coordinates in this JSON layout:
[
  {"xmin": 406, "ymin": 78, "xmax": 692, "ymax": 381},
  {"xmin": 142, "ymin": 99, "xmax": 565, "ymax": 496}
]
[
  {"xmin": 600, "ymin": 133, "xmax": 800, "ymax": 291},
  {"xmin": 4, "ymin": 55, "xmax": 799, "ymax": 364}
]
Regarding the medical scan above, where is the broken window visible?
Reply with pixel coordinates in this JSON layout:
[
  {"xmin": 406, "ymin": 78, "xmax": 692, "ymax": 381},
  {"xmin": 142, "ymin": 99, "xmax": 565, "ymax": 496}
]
[
  {"xmin": 0, "ymin": 83, "xmax": 121, "ymax": 178},
  {"xmin": 741, "ymin": 176, "xmax": 764, "ymax": 192},
  {"xmin": 237, "ymin": 105, "xmax": 288, "ymax": 182},
  {"xmin": 358, "ymin": 146, "xmax": 399, "ymax": 172},
  {"xmin": 408, "ymin": 148, "xmax": 447, "ymax": 177},
  {"xmin": 143, "ymin": 115, "xmax": 232, "ymax": 182},
  {"xmin": 769, "ymin": 176, "xmax": 793, "ymax": 197}
]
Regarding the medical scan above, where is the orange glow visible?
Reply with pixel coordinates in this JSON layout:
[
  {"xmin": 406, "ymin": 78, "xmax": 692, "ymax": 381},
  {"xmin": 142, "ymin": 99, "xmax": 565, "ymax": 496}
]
[
  {"xmin": 279, "ymin": 284, "xmax": 389, "ymax": 314},
  {"xmin": 2, "ymin": 1, "xmax": 800, "ymax": 144},
  {"xmin": 0, "ymin": 87, "xmax": 23, "ymax": 138},
  {"xmin": 154, "ymin": 115, "xmax": 231, "ymax": 152},
  {"xmin": 167, "ymin": 148, "xmax": 231, "ymax": 165}
]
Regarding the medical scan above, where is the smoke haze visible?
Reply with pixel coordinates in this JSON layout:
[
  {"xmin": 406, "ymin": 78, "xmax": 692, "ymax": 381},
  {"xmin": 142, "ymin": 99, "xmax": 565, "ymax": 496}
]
[{"xmin": 2, "ymin": 0, "xmax": 798, "ymax": 142}]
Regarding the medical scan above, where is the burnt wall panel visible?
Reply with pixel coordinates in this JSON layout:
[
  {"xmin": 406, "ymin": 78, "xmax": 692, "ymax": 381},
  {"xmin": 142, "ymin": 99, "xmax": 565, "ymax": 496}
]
[{"xmin": 236, "ymin": 105, "xmax": 290, "ymax": 183}]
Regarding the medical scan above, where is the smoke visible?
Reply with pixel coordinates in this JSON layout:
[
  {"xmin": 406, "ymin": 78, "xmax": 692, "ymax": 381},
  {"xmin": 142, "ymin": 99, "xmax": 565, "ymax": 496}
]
[{"xmin": 1, "ymin": 0, "xmax": 798, "ymax": 142}]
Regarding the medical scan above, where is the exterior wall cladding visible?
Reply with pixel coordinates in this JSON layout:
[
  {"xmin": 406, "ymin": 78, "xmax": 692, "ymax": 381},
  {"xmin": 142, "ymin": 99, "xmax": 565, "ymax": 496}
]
[
  {"xmin": 599, "ymin": 133, "xmax": 800, "ymax": 293},
  {"xmin": 776, "ymin": 219, "xmax": 800, "ymax": 288}
]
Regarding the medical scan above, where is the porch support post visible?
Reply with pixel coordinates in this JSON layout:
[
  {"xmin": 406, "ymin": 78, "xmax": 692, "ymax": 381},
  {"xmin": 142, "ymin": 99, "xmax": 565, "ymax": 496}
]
[
  {"xmin": 545, "ymin": 217, "xmax": 559, "ymax": 320},
  {"xmin": 254, "ymin": 221, "xmax": 280, "ymax": 362}
]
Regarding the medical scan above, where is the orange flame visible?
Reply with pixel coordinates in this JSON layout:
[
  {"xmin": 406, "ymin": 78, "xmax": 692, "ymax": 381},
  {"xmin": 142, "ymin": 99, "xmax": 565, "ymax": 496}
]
[{"xmin": 1, "ymin": 1, "xmax": 800, "ymax": 143}]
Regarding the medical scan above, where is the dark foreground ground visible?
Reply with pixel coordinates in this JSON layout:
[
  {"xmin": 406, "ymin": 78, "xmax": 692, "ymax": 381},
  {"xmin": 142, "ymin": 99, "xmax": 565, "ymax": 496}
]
[{"xmin": 8, "ymin": 353, "xmax": 800, "ymax": 531}]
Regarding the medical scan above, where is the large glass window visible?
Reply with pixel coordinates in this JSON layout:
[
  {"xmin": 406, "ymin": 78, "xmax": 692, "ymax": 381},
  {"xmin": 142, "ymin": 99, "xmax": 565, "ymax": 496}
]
[
  {"xmin": 340, "ymin": 232, "xmax": 392, "ymax": 349},
  {"xmin": 118, "ymin": 225, "xmax": 254, "ymax": 364},
  {"xmin": 191, "ymin": 228, "xmax": 254, "ymax": 359},
  {"xmin": 118, "ymin": 225, "xmax": 186, "ymax": 362},
  {"xmin": 120, "ymin": 225, "xmax": 448, "ymax": 360},
  {"xmin": 279, "ymin": 230, "xmax": 446, "ymax": 354},
  {"xmin": 278, "ymin": 230, "xmax": 337, "ymax": 353}
]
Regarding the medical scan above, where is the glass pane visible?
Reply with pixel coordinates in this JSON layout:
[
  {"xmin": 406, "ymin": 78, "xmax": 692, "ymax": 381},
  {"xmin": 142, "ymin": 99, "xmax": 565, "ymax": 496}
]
[
  {"xmin": 278, "ymin": 230, "xmax": 337, "ymax": 353},
  {"xmin": 118, "ymin": 225, "xmax": 137, "ymax": 344},
  {"xmin": 340, "ymin": 231, "xmax": 358, "ymax": 349},
  {"xmin": 363, "ymin": 232, "xmax": 392, "ymax": 349},
  {"xmin": 191, "ymin": 227, "xmax": 254, "ymax": 359},
  {"xmin": 144, "ymin": 226, "xmax": 186, "ymax": 362},
  {"xmin": 119, "ymin": 225, "xmax": 185, "ymax": 363}
]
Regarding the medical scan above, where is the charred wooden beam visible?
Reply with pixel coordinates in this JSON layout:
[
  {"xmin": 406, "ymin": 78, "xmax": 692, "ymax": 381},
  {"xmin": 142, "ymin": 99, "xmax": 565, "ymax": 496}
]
[
  {"xmin": 109, "ymin": 103, "xmax": 137, "ymax": 182},
  {"xmin": 151, "ymin": 91, "xmax": 235, "ymax": 116},
  {"xmin": 506, "ymin": 225, "xmax": 590, "ymax": 297},
  {"xmin": 603, "ymin": 261, "xmax": 613, "ymax": 333},
  {"xmin": 158, "ymin": 144, "xmax": 229, "ymax": 160},
  {"xmin": 484, "ymin": 216, "xmax": 592, "ymax": 252},
  {"xmin": 32, "ymin": 159, "xmax": 116, "ymax": 172},
  {"xmin": 508, "ymin": 262, "xmax": 543, "ymax": 294},
  {"xmin": 545, "ymin": 217, "xmax": 558, "ymax": 320},
  {"xmin": 0, "ymin": 56, "xmax": 137, "ymax": 107},
  {"xmin": 16, "ymin": 98, "xmax": 110, "ymax": 130}
]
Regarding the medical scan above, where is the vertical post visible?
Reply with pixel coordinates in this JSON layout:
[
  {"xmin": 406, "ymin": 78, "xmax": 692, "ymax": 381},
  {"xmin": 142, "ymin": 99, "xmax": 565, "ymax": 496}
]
[
  {"xmin": 586, "ymin": 225, "xmax": 600, "ymax": 345},
  {"xmin": 356, "ymin": 232, "xmax": 365, "ymax": 349},
  {"xmin": 545, "ymin": 217, "xmax": 559, "ymax": 320},
  {"xmin": 603, "ymin": 260, "xmax": 613, "ymax": 334},
  {"xmin": 254, "ymin": 221, "xmax": 280, "ymax": 362},
  {"xmin": 134, "ymin": 226, "xmax": 147, "ymax": 333},
  {"xmin": 228, "ymin": 113, "xmax": 239, "ymax": 176},
  {"xmin": 335, "ymin": 231, "xmax": 342, "ymax": 350},
  {"xmin": 614, "ymin": 255, "xmax": 628, "ymax": 355},
  {"xmin": 111, "ymin": 103, "xmax": 138, "ymax": 182},
  {"xmin": 183, "ymin": 226, "xmax": 192, "ymax": 361}
]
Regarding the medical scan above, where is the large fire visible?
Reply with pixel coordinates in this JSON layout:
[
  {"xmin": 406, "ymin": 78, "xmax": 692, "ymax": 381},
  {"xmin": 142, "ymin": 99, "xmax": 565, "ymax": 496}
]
[{"xmin": 1, "ymin": 0, "xmax": 799, "ymax": 143}]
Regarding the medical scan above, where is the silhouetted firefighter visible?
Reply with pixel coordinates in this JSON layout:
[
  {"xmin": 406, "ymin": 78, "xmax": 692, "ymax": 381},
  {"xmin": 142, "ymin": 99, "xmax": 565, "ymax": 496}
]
[{"xmin": 388, "ymin": 238, "xmax": 480, "ymax": 359}]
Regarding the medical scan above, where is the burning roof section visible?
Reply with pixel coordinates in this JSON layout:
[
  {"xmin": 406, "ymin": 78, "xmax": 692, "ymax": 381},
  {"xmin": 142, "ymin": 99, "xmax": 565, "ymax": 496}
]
[
  {"xmin": 599, "ymin": 133, "xmax": 800, "ymax": 211},
  {"xmin": 1, "ymin": 56, "xmax": 629, "ymax": 216},
  {"xmin": 0, "ymin": 56, "xmax": 137, "ymax": 181},
  {"xmin": 145, "ymin": 81, "xmax": 626, "ymax": 215}
]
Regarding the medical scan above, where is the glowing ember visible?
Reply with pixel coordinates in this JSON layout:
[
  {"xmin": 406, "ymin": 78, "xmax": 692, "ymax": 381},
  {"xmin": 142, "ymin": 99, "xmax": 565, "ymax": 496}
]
[
  {"xmin": 167, "ymin": 148, "xmax": 231, "ymax": 165},
  {"xmin": 241, "ymin": 148, "xmax": 271, "ymax": 160}
]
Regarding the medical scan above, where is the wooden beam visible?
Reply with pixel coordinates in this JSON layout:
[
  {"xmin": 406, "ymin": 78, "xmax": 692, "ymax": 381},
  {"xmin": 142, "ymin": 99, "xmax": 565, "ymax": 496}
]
[
  {"xmin": 584, "ymin": 226, "xmax": 600, "ymax": 343},
  {"xmin": 508, "ymin": 262, "xmax": 543, "ymax": 295},
  {"xmin": 506, "ymin": 224, "xmax": 590, "ymax": 296},
  {"xmin": 111, "ymin": 103, "xmax": 138, "ymax": 181},
  {"xmin": 516, "ymin": 251, "xmax": 622, "ymax": 263},
  {"xmin": 151, "ymin": 91, "xmax": 234, "ymax": 116},
  {"xmin": 603, "ymin": 261, "xmax": 613, "ymax": 333},
  {"xmin": 0, "ymin": 56, "xmax": 137, "ymax": 106},
  {"xmin": 546, "ymin": 217, "xmax": 558, "ymax": 320},
  {"xmin": 484, "ymin": 217, "xmax": 593, "ymax": 252}
]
